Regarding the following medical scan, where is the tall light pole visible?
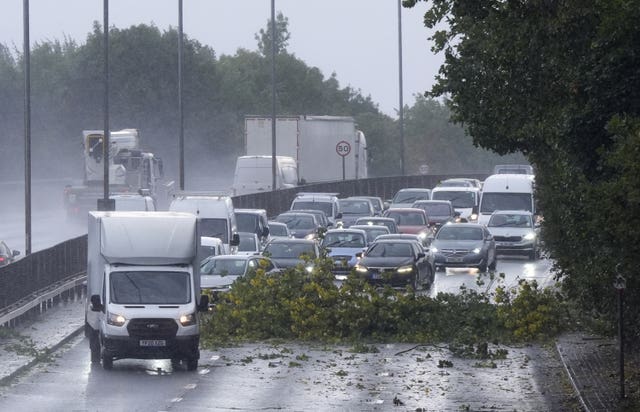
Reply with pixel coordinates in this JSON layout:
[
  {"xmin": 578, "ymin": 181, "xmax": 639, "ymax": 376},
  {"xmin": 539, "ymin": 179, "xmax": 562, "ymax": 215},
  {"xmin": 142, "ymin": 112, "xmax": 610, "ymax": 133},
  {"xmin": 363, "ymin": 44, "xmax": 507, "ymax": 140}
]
[
  {"xmin": 271, "ymin": 0, "xmax": 277, "ymax": 191},
  {"xmin": 97, "ymin": 0, "xmax": 114, "ymax": 211},
  {"xmin": 397, "ymin": 0, "xmax": 405, "ymax": 176},
  {"xmin": 23, "ymin": 0, "xmax": 32, "ymax": 255},
  {"xmin": 178, "ymin": 0, "xmax": 185, "ymax": 190}
]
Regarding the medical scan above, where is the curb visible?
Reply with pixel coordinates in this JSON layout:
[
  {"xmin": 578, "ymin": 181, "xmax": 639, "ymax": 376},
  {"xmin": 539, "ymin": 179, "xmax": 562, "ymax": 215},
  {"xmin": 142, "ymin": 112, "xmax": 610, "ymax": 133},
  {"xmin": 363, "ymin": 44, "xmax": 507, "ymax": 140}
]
[
  {"xmin": 0, "ymin": 325, "xmax": 84, "ymax": 386},
  {"xmin": 555, "ymin": 340, "xmax": 590, "ymax": 412}
]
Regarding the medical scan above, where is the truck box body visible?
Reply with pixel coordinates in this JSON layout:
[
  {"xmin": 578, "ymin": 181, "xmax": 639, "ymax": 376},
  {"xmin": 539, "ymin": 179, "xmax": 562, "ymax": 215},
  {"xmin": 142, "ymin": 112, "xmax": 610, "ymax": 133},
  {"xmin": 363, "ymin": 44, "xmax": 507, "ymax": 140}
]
[
  {"xmin": 85, "ymin": 211, "xmax": 205, "ymax": 370},
  {"xmin": 245, "ymin": 115, "xmax": 368, "ymax": 184}
]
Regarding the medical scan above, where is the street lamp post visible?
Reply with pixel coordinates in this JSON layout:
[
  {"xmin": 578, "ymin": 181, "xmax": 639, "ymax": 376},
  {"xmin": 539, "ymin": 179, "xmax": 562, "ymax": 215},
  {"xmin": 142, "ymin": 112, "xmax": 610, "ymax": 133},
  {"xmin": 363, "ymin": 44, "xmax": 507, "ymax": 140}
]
[
  {"xmin": 397, "ymin": 0, "xmax": 405, "ymax": 176},
  {"xmin": 23, "ymin": 0, "xmax": 32, "ymax": 255},
  {"xmin": 271, "ymin": 0, "xmax": 277, "ymax": 191},
  {"xmin": 178, "ymin": 0, "xmax": 185, "ymax": 190}
]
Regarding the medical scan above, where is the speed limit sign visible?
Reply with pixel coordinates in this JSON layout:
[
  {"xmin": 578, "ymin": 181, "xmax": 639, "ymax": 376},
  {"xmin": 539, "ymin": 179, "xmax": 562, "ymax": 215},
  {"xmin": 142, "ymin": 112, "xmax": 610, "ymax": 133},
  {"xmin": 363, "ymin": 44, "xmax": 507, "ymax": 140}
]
[{"xmin": 336, "ymin": 141, "xmax": 351, "ymax": 157}]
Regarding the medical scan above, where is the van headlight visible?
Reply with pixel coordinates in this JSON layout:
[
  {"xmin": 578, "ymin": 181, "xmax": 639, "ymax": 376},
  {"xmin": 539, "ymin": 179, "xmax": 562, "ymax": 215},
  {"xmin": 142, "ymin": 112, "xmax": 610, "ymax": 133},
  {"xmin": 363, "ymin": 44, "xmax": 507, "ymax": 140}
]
[
  {"xmin": 469, "ymin": 213, "xmax": 478, "ymax": 221},
  {"xmin": 179, "ymin": 313, "xmax": 197, "ymax": 326},
  {"xmin": 107, "ymin": 311, "xmax": 126, "ymax": 327},
  {"xmin": 523, "ymin": 232, "xmax": 536, "ymax": 240}
]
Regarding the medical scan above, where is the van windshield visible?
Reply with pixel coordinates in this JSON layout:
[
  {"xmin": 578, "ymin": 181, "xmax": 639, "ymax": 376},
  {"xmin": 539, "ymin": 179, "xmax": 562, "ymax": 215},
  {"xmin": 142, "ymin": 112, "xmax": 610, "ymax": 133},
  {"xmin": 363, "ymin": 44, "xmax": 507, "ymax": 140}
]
[
  {"xmin": 480, "ymin": 193, "xmax": 533, "ymax": 213},
  {"xmin": 200, "ymin": 218, "xmax": 229, "ymax": 243},
  {"xmin": 110, "ymin": 271, "xmax": 190, "ymax": 304},
  {"xmin": 432, "ymin": 191, "xmax": 476, "ymax": 208},
  {"xmin": 281, "ymin": 166, "xmax": 298, "ymax": 185},
  {"xmin": 292, "ymin": 201, "xmax": 333, "ymax": 217},
  {"xmin": 236, "ymin": 214, "xmax": 259, "ymax": 233}
]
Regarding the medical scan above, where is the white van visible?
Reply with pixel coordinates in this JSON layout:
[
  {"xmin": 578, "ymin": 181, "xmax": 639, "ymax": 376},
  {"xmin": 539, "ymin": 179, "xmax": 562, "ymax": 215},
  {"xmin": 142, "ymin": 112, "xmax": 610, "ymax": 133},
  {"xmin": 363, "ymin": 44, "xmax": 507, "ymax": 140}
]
[
  {"xmin": 478, "ymin": 174, "xmax": 535, "ymax": 225},
  {"xmin": 431, "ymin": 186, "xmax": 480, "ymax": 222},
  {"xmin": 231, "ymin": 155, "xmax": 298, "ymax": 196},
  {"xmin": 169, "ymin": 194, "xmax": 240, "ymax": 254}
]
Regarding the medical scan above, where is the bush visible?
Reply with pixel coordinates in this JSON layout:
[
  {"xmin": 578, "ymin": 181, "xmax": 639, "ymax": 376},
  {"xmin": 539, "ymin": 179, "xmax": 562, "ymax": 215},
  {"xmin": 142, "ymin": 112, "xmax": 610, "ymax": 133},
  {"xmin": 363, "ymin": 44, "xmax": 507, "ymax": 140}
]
[{"xmin": 199, "ymin": 257, "xmax": 570, "ymax": 347}]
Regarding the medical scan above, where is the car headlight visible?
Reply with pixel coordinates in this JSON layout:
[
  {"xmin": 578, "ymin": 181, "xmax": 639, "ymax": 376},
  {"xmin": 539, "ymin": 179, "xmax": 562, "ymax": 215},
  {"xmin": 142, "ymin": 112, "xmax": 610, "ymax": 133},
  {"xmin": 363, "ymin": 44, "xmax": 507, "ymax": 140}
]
[
  {"xmin": 472, "ymin": 248, "xmax": 481, "ymax": 254},
  {"xmin": 305, "ymin": 233, "xmax": 316, "ymax": 240},
  {"xmin": 469, "ymin": 213, "xmax": 478, "ymax": 221},
  {"xmin": 430, "ymin": 246, "xmax": 439, "ymax": 253},
  {"xmin": 418, "ymin": 231, "xmax": 428, "ymax": 240},
  {"xmin": 523, "ymin": 232, "xmax": 536, "ymax": 240},
  {"xmin": 107, "ymin": 311, "xmax": 126, "ymax": 327},
  {"xmin": 305, "ymin": 265, "xmax": 314, "ymax": 273},
  {"xmin": 179, "ymin": 313, "xmax": 197, "ymax": 327},
  {"xmin": 397, "ymin": 265, "xmax": 413, "ymax": 274},
  {"xmin": 355, "ymin": 265, "xmax": 368, "ymax": 273}
]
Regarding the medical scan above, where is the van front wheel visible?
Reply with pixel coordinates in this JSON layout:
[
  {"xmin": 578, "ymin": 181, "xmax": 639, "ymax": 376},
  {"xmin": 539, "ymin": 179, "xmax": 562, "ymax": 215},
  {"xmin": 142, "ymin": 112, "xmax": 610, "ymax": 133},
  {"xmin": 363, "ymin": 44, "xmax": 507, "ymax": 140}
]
[
  {"xmin": 186, "ymin": 358, "xmax": 198, "ymax": 371},
  {"xmin": 89, "ymin": 332, "xmax": 100, "ymax": 363}
]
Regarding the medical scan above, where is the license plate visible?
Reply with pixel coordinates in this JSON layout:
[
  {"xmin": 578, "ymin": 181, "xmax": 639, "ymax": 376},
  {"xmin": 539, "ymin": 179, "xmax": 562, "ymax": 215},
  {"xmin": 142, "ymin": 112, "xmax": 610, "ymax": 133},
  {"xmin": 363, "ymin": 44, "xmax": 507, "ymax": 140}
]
[
  {"xmin": 139, "ymin": 339, "xmax": 166, "ymax": 347},
  {"xmin": 447, "ymin": 257, "xmax": 463, "ymax": 263},
  {"xmin": 497, "ymin": 242, "xmax": 510, "ymax": 246},
  {"xmin": 371, "ymin": 273, "xmax": 381, "ymax": 279}
]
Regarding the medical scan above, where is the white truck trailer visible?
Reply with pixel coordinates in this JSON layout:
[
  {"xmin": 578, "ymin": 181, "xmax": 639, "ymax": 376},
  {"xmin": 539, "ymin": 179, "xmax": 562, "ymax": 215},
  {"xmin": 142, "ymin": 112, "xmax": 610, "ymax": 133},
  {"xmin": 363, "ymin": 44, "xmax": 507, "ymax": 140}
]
[
  {"xmin": 85, "ymin": 211, "xmax": 209, "ymax": 371},
  {"xmin": 244, "ymin": 115, "xmax": 368, "ymax": 184}
]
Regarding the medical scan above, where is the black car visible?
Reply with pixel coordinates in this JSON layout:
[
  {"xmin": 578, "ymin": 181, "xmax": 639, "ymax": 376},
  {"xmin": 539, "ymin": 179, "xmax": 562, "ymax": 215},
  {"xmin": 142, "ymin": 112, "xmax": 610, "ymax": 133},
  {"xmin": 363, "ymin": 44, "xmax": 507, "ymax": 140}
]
[
  {"xmin": 354, "ymin": 239, "xmax": 434, "ymax": 290},
  {"xmin": 411, "ymin": 200, "xmax": 457, "ymax": 229},
  {"xmin": 262, "ymin": 238, "xmax": 320, "ymax": 270},
  {"xmin": 430, "ymin": 223, "xmax": 497, "ymax": 272},
  {"xmin": 273, "ymin": 212, "xmax": 322, "ymax": 239},
  {"xmin": 0, "ymin": 241, "xmax": 20, "ymax": 267},
  {"xmin": 338, "ymin": 198, "xmax": 376, "ymax": 227}
]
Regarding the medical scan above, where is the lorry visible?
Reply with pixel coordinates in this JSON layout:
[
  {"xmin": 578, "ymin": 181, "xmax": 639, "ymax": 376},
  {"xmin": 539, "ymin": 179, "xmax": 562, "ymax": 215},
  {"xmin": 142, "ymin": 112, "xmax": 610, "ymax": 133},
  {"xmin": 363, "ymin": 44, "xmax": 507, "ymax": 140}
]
[
  {"xmin": 231, "ymin": 155, "xmax": 298, "ymax": 195},
  {"xmin": 85, "ymin": 211, "xmax": 209, "ymax": 371},
  {"xmin": 63, "ymin": 129, "xmax": 171, "ymax": 218},
  {"xmin": 244, "ymin": 115, "xmax": 368, "ymax": 184}
]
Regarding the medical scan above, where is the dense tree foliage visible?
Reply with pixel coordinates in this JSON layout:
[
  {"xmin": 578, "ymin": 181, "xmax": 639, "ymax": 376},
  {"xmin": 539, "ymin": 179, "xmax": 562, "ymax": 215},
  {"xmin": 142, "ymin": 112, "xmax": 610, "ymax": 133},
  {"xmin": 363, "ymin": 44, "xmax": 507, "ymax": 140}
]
[
  {"xmin": 0, "ymin": 15, "xmax": 515, "ymax": 184},
  {"xmin": 405, "ymin": 0, "xmax": 640, "ymax": 339}
]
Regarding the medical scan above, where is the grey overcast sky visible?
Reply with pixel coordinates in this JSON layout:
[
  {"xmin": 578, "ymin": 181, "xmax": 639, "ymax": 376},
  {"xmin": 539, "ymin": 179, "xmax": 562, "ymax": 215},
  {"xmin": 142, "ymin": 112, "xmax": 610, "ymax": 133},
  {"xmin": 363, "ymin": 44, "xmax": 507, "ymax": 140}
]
[{"xmin": 1, "ymin": 0, "xmax": 442, "ymax": 117}]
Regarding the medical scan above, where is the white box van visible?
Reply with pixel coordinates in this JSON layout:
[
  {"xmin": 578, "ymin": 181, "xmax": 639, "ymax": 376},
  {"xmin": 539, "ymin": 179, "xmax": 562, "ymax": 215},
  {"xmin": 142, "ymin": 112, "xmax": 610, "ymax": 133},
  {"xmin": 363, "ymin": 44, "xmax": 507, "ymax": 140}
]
[
  {"xmin": 169, "ymin": 194, "xmax": 240, "ymax": 254},
  {"xmin": 231, "ymin": 155, "xmax": 298, "ymax": 196},
  {"xmin": 85, "ymin": 211, "xmax": 208, "ymax": 370},
  {"xmin": 478, "ymin": 174, "xmax": 535, "ymax": 225}
]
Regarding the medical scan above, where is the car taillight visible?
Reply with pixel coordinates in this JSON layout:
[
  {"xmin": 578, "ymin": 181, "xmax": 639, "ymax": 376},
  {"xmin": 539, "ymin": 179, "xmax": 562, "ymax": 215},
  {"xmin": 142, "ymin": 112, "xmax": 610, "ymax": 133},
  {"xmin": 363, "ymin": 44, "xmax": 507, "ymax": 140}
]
[{"xmin": 0, "ymin": 257, "xmax": 5, "ymax": 263}]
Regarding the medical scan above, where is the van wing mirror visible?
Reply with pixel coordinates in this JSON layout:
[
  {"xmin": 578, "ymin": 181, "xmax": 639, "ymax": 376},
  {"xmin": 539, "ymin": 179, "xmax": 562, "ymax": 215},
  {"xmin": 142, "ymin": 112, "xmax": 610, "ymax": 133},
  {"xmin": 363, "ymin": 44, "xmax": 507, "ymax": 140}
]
[
  {"xmin": 90, "ymin": 294, "xmax": 103, "ymax": 312},
  {"xmin": 230, "ymin": 233, "xmax": 240, "ymax": 247}
]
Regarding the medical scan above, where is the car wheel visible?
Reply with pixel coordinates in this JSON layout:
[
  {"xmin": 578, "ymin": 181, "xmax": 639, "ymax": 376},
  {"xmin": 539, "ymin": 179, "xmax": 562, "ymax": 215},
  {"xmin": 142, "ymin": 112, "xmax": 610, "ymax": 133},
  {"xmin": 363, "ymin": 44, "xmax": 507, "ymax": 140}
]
[
  {"xmin": 478, "ymin": 259, "xmax": 488, "ymax": 272},
  {"xmin": 171, "ymin": 358, "xmax": 182, "ymax": 369},
  {"xmin": 528, "ymin": 249, "xmax": 537, "ymax": 261},
  {"xmin": 412, "ymin": 273, "xmax": 422, "ymax": 291},
  {"xmin": 488, "ymin": 257, "xmax": 497, "ymax": 271}
]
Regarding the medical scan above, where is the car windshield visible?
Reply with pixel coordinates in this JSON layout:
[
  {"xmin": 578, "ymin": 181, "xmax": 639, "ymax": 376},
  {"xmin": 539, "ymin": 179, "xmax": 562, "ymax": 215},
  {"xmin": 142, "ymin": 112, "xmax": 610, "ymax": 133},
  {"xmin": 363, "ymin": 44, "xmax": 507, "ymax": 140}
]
[
  {"xmin": 201, "ymin": 258, "xmax": 248, "ymax": 276},
  {"xmin": 386, "ymin": 211, "xmax": 427, "ymax": 225},
  {"xmin": 110, "ymin": 271, "xmax": 190, "ymax": 304},
  {"xmin": 439, "ymin": 180, "xmax": 472, "ymax": 187},
  {"xmin": 366, "ymin": 242, "xmax": 413, "ymax": 258},
  {"xmin": 432, "ymin": 191, "xmax": 476, "ymax": 208},
  {"xmin": 415, "ymin": 203, "xmax": 452, "ymax": 216},
  {"xmin": 113, "ymin": 197, "xmax": 148, "ymax": 211},
  {"xmin": 437, "ymin": 226, "xmax": 484, "ymax": 241},
  {"xmin": 393, "ymin": 190, "xmax": 430, "ymax": 204},
  {"xmin": 264, "ymin": 243, "xmax": 316, "ymax": 259},
  {"xmin": 322, "ymin": 232, "xmax": 366, "ymax": 248},
  {"xmin": 339, "ymin": 200, "xmax": 370, "ymax": 215},
  {"xmin": 292, "ymin": 201, "xmax": 333, "ymax": 216},
  {"xmin": 360, "ymin": 228, "xmax": 389, "ymax": 243},
  {"xmin": 200, "ymin": 218, "xmax": 229, "ymax": 243},
  {"xmin": 489, "ymin": 214, "xmax": 532, "ymax": 228},
  {"xmin": 356, "ymin": 219, "xmax": 396, "ymax": 232},
  {"xmin": 238, "ymin": 235, "xmax": 258, "ymax": 252},
  {"xmin": 276, "ymin": 214, "xmax": 316, "ymax": 229},
  {"xmin": 268, "ymin": 224, "xmax": 288, "ymax": 237},
  {"xmin": 236, "ymin": 214, "xmax": 259, "ymax": 233},
  {"xmin": 480, "ymin": 193, "xmax": 533, "ymax": 213}
]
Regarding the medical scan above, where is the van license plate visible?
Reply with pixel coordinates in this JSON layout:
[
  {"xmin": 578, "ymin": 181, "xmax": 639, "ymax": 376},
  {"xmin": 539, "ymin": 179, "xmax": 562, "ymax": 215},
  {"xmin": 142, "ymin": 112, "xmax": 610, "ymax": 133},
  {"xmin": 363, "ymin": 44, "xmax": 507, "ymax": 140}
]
[{"xmin": 140, "ymin": 339, "xmax": 166, "ymax": 347}]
